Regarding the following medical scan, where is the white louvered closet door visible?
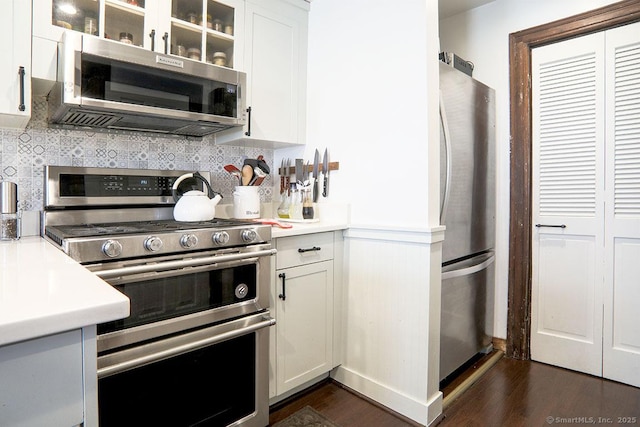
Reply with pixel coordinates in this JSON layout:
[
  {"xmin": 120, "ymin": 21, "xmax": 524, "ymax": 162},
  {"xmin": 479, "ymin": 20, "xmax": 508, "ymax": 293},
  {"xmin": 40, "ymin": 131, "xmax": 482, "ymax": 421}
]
[
  {"xmin": 603, "ymin": 22, "xmax": 640, "ymax": 388},
  {"xmin": 531, "ymin": 32, "xmax": 606, "ymax": 377},
  {"xmin": 532, "ymin": 21, "xmax": 640, "ymax": 388}
]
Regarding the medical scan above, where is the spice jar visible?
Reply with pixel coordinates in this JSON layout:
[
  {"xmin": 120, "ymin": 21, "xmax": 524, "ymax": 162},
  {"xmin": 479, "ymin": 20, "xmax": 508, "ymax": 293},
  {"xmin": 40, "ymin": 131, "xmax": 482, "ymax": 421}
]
[
  {"xmin": 212, "ymin": 52, "xmax": 227, "ymax": 67},
  {"xmin": 175, "ymin": 45, "xmax": 187, "ymax": 57},
  {"xmin": 212, "ymin": 19, "xmax": 223, "ymax": 32},
  {"xmin": 187, "ymin": 47, "xmax": 201, "ymax": 60},
  {"xmin": 187, "ymin": 12, "xmax": 198, "ymax": 24},
  {"xmin": 224, "ymin": 23, "xmax": 233, "ymax": 35},
  {"xmin": 0, "ymin": 181, "xmax": 19, "ymax": 241},
  {"xmin": 119, "ymin": 32, "xmax": 133, "ymax": 44}
]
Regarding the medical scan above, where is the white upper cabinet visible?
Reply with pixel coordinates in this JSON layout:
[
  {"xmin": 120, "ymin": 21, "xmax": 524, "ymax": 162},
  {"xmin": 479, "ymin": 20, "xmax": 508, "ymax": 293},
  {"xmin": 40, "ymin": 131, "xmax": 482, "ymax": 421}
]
[
  {"xmin": 32, "ymin": 0, "xmax": 243, "ymax": 88},
  {"xmin": 0, "ymin": 0, "xmax": 31, "ymax": 129},
  {"xmin": 215, "ymin": 0, "xmax": 309, "ymax": 148}
]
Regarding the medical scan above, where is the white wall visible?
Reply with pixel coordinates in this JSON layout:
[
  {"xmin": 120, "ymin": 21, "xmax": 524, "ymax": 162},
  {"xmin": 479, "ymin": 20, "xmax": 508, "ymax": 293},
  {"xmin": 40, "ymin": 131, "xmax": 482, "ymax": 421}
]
[
  {"xmin": 439, "ymin": 0, "xmax": 622, "ymax": 341},
  {"xmin": 295, "ymin": 0, "xmax": 444, "ymax": 425}
]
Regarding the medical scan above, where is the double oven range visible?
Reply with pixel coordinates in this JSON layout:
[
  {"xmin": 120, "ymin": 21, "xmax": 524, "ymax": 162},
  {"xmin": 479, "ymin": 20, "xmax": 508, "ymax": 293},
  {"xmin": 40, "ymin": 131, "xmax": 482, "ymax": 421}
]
[{"xmin": 42, "ymin": 166, "xmax": 275, "ymax": 427}]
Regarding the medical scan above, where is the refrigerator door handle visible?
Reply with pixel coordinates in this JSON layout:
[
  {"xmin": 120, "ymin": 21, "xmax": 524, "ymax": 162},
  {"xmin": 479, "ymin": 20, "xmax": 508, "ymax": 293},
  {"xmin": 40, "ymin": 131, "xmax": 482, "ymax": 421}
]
[
  {"xmin": 442, "ymin": 254, "xmax": 495, "ymax": 280},
  {"xmin": 439, "ymin": 92, "xmax": 453, "ymax": 224}
]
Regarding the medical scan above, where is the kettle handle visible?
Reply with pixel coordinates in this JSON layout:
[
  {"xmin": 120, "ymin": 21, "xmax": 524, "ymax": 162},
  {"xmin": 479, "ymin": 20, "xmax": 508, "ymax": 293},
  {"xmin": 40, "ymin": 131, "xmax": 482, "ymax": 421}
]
[{"xmin": 171, "ymin": 172, "xmax": 218, "ymax": 202}]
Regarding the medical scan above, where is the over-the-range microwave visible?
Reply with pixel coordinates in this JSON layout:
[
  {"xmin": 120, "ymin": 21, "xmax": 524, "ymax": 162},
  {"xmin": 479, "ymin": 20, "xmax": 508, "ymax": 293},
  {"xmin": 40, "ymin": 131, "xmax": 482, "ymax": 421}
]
[{"xmin": 48, "ymin": 33, "xmax": 247, "ymax": 137}]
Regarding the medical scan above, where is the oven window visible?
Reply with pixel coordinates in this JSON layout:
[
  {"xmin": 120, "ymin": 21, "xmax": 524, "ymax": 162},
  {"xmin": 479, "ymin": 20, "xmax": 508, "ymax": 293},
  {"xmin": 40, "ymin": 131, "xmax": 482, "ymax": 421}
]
[
  {"xmin": 98, "ymin": 264, "xmax": 256, "ymax": 335},
  {"xmin": 98, "ymin": 332, "xmax": 256, "ymax": 426}
]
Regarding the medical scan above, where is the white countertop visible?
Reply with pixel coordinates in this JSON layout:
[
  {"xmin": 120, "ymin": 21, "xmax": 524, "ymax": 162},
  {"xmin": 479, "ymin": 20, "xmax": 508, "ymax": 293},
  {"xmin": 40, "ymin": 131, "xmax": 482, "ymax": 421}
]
[
  {"xmin": 0, "ymin": 237, "xmax": 130, "ymax": 347},
  {"xmin": 269, "ymin": 218, "xmax": 348, "ymax": 238}
]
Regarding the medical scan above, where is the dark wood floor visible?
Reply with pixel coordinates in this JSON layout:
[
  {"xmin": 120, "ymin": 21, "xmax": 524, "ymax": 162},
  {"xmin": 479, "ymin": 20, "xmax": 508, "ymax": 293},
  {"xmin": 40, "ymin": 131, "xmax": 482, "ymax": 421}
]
[{"xmin": 269, "ymin": 358, "xmax": 640, "ymax": 426}]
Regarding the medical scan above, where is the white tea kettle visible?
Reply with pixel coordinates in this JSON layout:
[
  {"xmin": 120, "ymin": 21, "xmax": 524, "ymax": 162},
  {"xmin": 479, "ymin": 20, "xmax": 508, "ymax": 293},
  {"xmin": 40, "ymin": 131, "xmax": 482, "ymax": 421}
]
[{"xmin": 172, "ymin": 172, "xmax": 222, "ymax": 222}]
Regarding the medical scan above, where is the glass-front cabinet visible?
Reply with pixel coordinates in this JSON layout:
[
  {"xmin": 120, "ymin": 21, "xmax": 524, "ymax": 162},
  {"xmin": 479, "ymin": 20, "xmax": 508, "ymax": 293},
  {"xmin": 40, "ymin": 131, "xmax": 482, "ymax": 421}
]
[{"xmin": 34, "ymin": 0, "xmax": 241, "ymax": 67}]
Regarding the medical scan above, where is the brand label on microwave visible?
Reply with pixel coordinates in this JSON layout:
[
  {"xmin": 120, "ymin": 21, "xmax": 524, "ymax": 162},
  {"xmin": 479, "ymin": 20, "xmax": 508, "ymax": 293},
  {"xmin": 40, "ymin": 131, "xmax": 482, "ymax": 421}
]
[{"xmin": 156, "ymin": 55, "xmax": 184, "ymax": 68}]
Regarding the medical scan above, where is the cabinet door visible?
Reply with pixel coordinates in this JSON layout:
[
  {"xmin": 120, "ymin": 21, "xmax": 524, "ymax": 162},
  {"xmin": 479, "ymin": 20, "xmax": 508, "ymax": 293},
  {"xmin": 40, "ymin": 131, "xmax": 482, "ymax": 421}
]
[
  {"xmin": 217, "ymin": 0, "xmax": 308, "ymax": 147},
  {"xmin": 603, "ymin": 21, "xmax": 640, "ymax": 389},
  {"xmin": 531, "ymin": 31, "xmax": 606, "ymax": 377},
  {"xmin": 0, "ymin": 0, "xmax": 31, "ymax": 128},
  {"xmin": 164, "ymin": 0, "xmax": 243, "ymax": 65},
  {"xmin": 0, "ymin": 330, "xmax": 84, "ymax": 427},
  {"xmin": 276, "ymin": 260, "xmax": 333, "ymax": 394}
]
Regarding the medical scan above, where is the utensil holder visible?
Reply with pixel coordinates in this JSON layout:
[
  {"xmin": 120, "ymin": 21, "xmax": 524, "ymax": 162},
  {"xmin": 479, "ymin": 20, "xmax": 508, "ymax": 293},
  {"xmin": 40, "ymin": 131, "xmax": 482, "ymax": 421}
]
[{"xmin": 233, "ymin": 186, "xmax": 260, "ymax": 219}]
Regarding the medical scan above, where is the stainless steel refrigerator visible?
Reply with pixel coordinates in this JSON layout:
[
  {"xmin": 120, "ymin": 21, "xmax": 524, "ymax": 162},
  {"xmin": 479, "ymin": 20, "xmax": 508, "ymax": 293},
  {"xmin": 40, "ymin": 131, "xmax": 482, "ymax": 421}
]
[{"xmin": 439, "ymin": 62, "xmax": 496, "ymax": 382}]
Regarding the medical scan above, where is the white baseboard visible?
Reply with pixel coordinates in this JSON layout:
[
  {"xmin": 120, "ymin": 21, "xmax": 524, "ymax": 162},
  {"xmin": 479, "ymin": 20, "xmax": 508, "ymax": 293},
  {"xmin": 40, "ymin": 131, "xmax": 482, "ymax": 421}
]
[{"xmin": 332, "ymin": 366, "xmax": 442, "ymax": 426}]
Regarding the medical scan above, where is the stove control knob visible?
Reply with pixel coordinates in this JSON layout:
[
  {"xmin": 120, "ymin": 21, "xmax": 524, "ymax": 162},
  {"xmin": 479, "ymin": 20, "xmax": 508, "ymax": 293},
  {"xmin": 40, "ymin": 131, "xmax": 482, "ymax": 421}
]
[
  {"xmin": 212, "ymin": 231, "xmax": 230, "ymax": 245},
  {"xmin": 144, "ymin": 236, "xmax": 163, "ymax": 252},
  {"xmin": 180, "ymin": 234, "xmax": 199, "ymax": 248},
  {"xmin": 102, "ymin": 240, "xmax": 123, "ymax": 258},
  {"xmin": 241, "ymin": 229, "xmax": 258, "ymax": 242}
]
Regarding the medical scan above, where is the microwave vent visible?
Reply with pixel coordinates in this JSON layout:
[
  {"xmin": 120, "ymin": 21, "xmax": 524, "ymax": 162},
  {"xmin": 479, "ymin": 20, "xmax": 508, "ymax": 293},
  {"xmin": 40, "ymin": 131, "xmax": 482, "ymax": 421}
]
[
  {"xmin": 60, "ymin": 110, "xmax": 121, "ymax": 128},
  {"xmin": 175, "ymin": 123, "xmax": 233, "ymax": 137}
]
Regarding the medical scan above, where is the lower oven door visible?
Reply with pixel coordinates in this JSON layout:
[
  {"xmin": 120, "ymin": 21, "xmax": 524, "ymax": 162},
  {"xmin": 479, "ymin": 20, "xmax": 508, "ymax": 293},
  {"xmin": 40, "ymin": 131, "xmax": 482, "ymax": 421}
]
[{"xmin": 97, "ymin": 311, "xmax": 274, "ymax": 427}]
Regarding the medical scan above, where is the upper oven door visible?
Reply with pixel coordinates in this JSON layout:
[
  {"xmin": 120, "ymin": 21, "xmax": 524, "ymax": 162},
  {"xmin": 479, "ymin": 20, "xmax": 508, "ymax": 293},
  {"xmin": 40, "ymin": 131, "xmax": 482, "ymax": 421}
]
[{"xmin": 91, "ymin": 247, "xmax": 275, "ymax": 354}]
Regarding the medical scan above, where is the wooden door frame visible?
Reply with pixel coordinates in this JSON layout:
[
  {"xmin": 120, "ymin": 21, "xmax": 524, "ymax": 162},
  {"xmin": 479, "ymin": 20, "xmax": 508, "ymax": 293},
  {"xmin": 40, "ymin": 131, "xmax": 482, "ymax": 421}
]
[{"xmin": 507, "ymin": 0, "xmax": 640, "ymax": 359}]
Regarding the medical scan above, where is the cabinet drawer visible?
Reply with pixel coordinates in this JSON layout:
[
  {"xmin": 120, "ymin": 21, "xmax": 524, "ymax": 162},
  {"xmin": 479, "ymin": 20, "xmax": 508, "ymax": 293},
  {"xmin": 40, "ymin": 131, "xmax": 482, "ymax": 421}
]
[{"xmin": 276, "ymin": 232, "xmax": 334, "ymax": 269}]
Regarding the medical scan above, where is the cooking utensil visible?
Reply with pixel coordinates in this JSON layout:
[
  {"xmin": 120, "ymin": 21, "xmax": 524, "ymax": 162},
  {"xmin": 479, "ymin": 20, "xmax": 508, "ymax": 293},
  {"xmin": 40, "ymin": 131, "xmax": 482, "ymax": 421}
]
[
  {"xmin": 251, "ymin": 218, "xmax": 293, "ymax": 229},
  {"xmin": 249, "ymin": 167, "xmax": 267, "ymax": 186},
  {"xmin": 312, "ymin": 149, "xmax": 320, "ymax": 202},
  {"xmin": 224, "ymin": 164, "xmax": 242, "ymax": 185},
  {"xmin": 241, "ymin": 164, "xmax": 253, "ymax": 186},
  {"xmin": 322, "ymin": 148, "xmax": 329, "ymax": 197}
]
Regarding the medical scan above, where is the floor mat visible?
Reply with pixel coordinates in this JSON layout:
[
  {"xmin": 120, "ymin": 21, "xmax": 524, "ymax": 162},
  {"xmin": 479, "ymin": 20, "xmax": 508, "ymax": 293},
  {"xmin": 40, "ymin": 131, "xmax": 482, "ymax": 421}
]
[{"xmin": 272, "ymin": 405, "xmax": 341, "ymax": 427}]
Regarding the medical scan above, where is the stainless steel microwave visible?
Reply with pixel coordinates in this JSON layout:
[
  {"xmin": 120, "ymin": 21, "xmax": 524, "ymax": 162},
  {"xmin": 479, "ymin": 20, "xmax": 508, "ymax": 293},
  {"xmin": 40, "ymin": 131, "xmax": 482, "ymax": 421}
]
[{"xmin": 48, "ymin": 33, "xmax": 247, "ymax": 137}]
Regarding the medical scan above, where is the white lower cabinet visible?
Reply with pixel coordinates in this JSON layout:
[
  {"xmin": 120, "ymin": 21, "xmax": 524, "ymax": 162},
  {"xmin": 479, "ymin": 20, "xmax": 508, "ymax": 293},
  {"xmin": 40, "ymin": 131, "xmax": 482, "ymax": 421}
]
[
  {"xmin": 270, "ymin": 231, "xmax": 342, "ymax": 400},
  {"xmin": 0, "ymin": 329, "xmax": 92, "ymax": 427}
]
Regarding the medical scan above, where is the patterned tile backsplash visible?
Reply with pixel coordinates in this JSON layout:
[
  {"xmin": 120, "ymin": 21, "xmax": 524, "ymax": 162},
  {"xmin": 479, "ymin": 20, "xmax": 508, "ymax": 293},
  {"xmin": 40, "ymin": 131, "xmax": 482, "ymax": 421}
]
[{"xmin": 0, "ymin": 97, "xmax": 273, "ymax": 212}]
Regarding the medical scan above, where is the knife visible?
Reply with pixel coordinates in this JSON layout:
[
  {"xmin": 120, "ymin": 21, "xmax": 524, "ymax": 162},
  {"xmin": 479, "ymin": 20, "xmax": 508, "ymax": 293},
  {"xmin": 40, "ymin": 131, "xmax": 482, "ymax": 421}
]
[
  {"xmin": 312, "ymin": 149, "xmax": 320, "ymax": 202},
  {"xmin": 322, "ymin": 148, "xmax": 329, "ymax": 197},
  {"xmin": 279, "ymin": 158, "xmax": 285, "ymax": 194},
  {"xmin": 285, "ymin": 159, "xmax": 290, "ymax": 196}
]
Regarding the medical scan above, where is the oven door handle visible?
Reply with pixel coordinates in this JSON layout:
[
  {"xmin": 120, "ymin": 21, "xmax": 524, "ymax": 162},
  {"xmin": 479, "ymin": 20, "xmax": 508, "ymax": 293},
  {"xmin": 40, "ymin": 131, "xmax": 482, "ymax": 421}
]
[
  {"xmin": 97, "ymin": 315, "xmax": 276, "ymax": 378},
  {"xmin": 94, "ymin": 248, "xmax": 277, "ymax": 279}
]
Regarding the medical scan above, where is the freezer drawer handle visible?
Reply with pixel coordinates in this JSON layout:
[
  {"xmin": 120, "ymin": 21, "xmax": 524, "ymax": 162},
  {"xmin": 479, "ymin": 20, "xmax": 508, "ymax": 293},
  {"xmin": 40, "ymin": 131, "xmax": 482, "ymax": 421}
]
[
  {"xmin": 535, "ymin": 224, "xmax": 566, "ymax": 228},
  {"xmin": 442, "ymin": 255, "xmax": 495, "ymax": 280}
]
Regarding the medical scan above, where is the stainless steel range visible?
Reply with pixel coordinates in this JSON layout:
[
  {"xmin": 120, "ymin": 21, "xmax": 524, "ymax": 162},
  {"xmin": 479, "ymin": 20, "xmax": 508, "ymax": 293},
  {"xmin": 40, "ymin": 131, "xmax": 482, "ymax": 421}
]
[{"xmin": 43, "ymin": 166, "xmax": 275, "ymax": 427}]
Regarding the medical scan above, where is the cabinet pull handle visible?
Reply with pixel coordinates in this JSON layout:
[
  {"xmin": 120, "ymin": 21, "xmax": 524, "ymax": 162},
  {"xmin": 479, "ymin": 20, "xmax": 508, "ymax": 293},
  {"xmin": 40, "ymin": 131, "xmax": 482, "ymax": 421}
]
[
  {"xmin": 245, "ymin": 106, "xmax": 252, "ymax": 136},
  {"xmin": 298, "ymin": 246, "xmax": 321, "ymax": 253},
  {"xmin": 535, "ymin": 224, "xmax": 566, "ymax": 228},
  {"xmin": 18, "ymin": 66, "xmax": 26, "ymax": 112},
  {"xmin": 149, "ymin": 29, "xmax": 156, "ymax": 51},
  {"xmin": 162, "ymin": 32, "xmax": 169, "ymax": 54},
  {"xmin": 278, "ymin": 273, "xmax": 286, "ymax": 301}
]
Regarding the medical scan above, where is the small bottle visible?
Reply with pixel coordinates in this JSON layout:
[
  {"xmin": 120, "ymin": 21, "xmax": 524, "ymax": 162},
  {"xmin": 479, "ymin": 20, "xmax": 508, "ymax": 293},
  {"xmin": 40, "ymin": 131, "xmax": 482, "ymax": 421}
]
[{"xmin": 302, "ymin": 188, "xmax": 314, "ymax": 219}]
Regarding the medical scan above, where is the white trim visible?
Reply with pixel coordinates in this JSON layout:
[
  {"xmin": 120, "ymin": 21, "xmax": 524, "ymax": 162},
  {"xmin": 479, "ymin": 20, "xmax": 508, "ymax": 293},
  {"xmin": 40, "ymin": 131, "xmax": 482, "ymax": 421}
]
[
  {"xmin": 331, "ymin": 366, "xmax": 443, "ymax": 426},
  {"xmin": 345, "ymin": 225, "xmax": 446, "ymax": 244}
]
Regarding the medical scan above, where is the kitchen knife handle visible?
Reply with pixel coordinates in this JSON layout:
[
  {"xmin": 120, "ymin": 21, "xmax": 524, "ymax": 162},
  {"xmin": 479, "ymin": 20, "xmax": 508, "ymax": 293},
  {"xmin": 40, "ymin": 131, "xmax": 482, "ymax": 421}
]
[
  {"xmin": 162, "ymin": 32, "xmax": 169, "ymax": 54},
  {"xmin": 245, "ymin": 106, "xmax": 252, "ymax": 136},
  {"xmin": 313, "ymin": 179, "xmax": 319, "ymax": 202},
  {"xmin": 278, "ymin": 273, "xmax": 286, "ymax": 300},
  {"xmin": 149, "ymin": 29, "xmax": 155, "ymax": 51}
]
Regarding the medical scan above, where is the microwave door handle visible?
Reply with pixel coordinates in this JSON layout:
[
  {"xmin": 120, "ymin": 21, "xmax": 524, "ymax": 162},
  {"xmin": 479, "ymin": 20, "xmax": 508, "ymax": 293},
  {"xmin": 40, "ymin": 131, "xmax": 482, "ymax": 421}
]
[{"xmin": 163, "ymin": 32, "xmax": 169, "ymax": 54}]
